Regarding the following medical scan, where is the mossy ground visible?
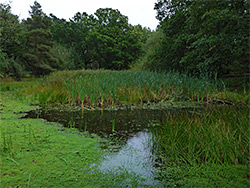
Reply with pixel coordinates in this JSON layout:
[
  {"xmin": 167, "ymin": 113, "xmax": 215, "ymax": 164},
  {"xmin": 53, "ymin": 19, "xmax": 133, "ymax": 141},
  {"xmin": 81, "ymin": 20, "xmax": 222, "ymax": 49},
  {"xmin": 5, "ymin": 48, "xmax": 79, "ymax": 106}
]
[
  {"xmin": 155, "ymin": 164, "xmax": 249, "ymax": 187},
  {"xmin": 0, "ymin": 94, "xmax": 147, "ymax": 187},
  {"xmin": 1, "ymin": 95, "xmax": 92, "ymax": 187}
]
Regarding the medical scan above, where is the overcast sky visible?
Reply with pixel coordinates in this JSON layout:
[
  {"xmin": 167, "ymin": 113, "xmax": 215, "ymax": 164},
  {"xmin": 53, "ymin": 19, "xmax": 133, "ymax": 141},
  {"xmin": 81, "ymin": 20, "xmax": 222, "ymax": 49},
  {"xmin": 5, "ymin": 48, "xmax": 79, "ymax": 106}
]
[{"xmin": 1, "ymin": 0, "xmax": 159, "ymax": 30}]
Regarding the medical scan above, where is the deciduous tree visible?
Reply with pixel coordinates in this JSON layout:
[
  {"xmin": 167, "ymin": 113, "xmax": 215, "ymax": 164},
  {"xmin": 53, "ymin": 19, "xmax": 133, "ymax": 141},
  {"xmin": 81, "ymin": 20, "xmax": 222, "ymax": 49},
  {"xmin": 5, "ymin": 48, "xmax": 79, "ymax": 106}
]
[
  {"xmin": 0, "ymin": 3, "xmax": 24, "ymax": 78},
  {"xmin": 153, "ymin": 0, "xmax": 250, "ymax": 77},
  {"xmin": 90, "ymin": 8, "xmax": 142, "ymax": 70}
]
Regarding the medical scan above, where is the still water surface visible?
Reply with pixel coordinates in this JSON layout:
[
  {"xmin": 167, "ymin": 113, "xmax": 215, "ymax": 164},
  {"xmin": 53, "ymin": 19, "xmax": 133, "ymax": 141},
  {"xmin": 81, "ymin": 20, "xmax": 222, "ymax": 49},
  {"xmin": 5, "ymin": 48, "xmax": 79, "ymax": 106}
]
[{"xmin": 24, "ymin": 106, "xmax": 198, "ymax": 185}]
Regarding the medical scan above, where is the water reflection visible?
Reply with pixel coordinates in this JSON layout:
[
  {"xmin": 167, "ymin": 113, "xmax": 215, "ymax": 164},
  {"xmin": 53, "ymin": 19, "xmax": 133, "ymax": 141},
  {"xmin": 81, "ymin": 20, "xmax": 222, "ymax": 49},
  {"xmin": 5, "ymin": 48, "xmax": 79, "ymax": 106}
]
[
  {"xmin": 100, "ymin": 131, "xmax": 158, "ymax": 185},
  {"xmin": 23, "ymin": 106, "xmax": 197, "ymax": 185},
  {"xmin": 24, "ymin": 107, "xmax": 191, "ymax": 140}
]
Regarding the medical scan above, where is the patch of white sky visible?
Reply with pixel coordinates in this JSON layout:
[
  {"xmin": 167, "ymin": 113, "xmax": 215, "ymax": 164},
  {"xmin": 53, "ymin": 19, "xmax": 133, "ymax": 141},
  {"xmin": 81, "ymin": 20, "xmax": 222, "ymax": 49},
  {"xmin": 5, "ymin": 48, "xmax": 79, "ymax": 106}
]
[{"xmin": 1, "ymin": 0, "xmax": 159, "ymax": 30}]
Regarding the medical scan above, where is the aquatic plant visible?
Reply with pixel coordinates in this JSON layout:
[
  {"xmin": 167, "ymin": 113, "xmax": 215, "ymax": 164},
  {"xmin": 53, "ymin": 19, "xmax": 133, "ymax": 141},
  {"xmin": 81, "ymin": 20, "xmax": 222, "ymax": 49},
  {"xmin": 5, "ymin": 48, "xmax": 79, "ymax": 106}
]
[
  {"xmin": 23, "ymin": 70, "xmax": 229, "ymax": 107},
  {"xmin": 112, "ymin": 119, "xmax": 115, "ymax": 133},
  {"xmin": 151, "ymin": 106, "xmax": 250, "ymax": 166}
]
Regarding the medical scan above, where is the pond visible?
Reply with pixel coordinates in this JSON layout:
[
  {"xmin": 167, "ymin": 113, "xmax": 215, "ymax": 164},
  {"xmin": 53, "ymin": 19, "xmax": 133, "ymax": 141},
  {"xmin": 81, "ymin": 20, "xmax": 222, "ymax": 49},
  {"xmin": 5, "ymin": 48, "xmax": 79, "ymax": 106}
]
[{"xmin": 24, "ymin": 105, "xmax": 202, "ymax": 186}]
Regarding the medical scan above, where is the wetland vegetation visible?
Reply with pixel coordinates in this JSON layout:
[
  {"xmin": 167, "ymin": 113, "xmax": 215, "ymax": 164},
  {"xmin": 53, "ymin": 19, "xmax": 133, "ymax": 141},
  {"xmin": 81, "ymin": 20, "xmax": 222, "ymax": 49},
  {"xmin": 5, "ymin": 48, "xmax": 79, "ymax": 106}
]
[
  {"xmin": 6, "ymin": 69, "xmax": 249, "ymax": 108},
  {"xmin": 1, "ymin": 95, "xmax": 153, "ymax": 187},
  {"xmin": 1, "ymin": 70, "xmax": 249, "ymax": 187},
  {"xmin": 19, "ymin": 70, "xmax": 227, "ymax": 106},
  {"xmin": 1, "ymin": 0, "xmax": 250, "ymax": 187}
]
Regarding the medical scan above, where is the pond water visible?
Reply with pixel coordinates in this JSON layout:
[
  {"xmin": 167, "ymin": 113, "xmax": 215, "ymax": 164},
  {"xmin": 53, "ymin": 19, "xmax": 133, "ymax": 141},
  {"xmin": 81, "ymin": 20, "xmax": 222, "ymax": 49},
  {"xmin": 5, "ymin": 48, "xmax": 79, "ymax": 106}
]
[{"xmin": 24, "ymin": 106, "xmax": 200, "ymax": 185}]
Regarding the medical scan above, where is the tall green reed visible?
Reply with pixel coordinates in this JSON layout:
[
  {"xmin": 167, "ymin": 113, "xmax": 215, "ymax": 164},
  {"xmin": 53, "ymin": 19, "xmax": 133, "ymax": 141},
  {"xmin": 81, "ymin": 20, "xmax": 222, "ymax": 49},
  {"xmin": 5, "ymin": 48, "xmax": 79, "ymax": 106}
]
[
  {"xmin": 112, "ymin": 119, "xmax": 115, "ymax": 133},
  {"xmin": 150, "ymin": 106, "xmax": 249, "ymax": 166},
  {"xmin": 24, "ymin": 70, "xmax": 226, "ymax": 107}
]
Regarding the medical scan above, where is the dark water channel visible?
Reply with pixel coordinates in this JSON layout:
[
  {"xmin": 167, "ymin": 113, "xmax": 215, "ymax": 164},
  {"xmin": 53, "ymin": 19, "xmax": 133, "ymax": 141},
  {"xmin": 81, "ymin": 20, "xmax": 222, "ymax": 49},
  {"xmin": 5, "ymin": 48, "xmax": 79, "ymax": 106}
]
[{"xmin": 24, "ymin": 106, "xmax": 199, "ymax": 186}]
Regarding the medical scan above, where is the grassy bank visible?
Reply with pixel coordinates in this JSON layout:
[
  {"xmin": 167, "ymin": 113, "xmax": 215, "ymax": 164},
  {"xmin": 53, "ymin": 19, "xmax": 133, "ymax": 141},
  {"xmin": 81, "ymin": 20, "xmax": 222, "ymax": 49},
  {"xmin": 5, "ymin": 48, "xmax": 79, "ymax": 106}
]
[
  {"xmin": 151, "ymin": 106, "xmax": 250, "ymax": 187},
  {"xmin": 0, "ymin": 94, "xmax": 147, "ymax": 187}
]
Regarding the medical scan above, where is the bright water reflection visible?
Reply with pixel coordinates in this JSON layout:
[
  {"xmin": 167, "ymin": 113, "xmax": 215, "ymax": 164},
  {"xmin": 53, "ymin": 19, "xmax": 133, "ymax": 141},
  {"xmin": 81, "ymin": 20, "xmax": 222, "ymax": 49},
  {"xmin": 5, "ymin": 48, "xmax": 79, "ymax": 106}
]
[{"xmin": 100, "ymin": 131, "xmax": 159, "ymax": 185}]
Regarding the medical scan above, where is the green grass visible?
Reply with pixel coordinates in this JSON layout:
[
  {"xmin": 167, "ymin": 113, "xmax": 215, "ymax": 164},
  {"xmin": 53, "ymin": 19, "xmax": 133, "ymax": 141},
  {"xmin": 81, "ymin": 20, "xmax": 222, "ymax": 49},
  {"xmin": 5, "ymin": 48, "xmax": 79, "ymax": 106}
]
[
  {"xmin": 2, "ymin": 70, "xmax": 248, "ymax": 108},
  {"xmin": 1, "ymin": 70, "xmax": 249, "ymax": 187},
  {"xmin": 1, "ymin": 94, "xmax": 249, "ymax": 187},
  {"xmin": 150, "ymin": 106, "xmax": 250, "ymax": 187},
  {"xmin": 17, "ymin": 69, "xmax": 235, "ymax": 107},
  {"xmin": 0, "ymin": 94, "xmax": 148, "ymax": 187},
  {"xmin": 155, "ymin": 164, "xmax": 249, "ymax": 187},
  {"xmin": 0, "ymin": 77, "xmax": 39, "ymax": 92},
  {"xmin": 151, "ymin": 107, "xmax": 249, "ymax": 165}
]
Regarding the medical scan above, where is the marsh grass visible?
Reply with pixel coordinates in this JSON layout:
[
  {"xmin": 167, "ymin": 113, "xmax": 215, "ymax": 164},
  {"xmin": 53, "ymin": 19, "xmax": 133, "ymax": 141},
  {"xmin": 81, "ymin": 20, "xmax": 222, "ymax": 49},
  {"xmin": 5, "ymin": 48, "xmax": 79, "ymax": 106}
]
[
  {"xmin": 112, "ymin": 119, "xmax": 115, "ymax": 133},
  {"xmin": 0, "ymin": 95, "xmax": 149, "ymax": 187},
  {"xmin": 151, "ymin": 106, "xmax": 249, "ymax": 166},
  {"xmin": 21, "ymin": 70, "xmax": 230, "ymax": 107},
  {"xmin": 84, "ymin": 122, "xmax": 87, "ymax": 133},
  {"xmin": 0, "ymin": 78, "xmax": 38, "ymax": 92},
  {"xmin": 1, "ymin": 129, "xmax": 14, "ymax": 156}
]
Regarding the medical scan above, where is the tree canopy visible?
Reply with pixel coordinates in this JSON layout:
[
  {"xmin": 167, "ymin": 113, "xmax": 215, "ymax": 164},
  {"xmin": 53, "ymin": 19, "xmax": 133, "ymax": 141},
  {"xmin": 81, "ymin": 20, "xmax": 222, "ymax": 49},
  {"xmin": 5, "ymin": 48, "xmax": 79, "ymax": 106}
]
[
  {"xmin": 0, "ymin": 0, "xmax": 249, "ymax": 79},
  {"xmin": 51, "ymin": 8, "xmax": 145, "ymax": 70},
  {"xmin": 0, "ymin": 3, "xmax": 24, "ymax": 78},
  {"xmin": 0, "ymin": 1, "xmax": 149, "ymax": 77},
  {"xmin": 151, "ymin": 0, "xmax": 250, "ymax": 77},
  {"xmin": 23, "ymin": 1, "xmax": 57, "ymax": 75}
]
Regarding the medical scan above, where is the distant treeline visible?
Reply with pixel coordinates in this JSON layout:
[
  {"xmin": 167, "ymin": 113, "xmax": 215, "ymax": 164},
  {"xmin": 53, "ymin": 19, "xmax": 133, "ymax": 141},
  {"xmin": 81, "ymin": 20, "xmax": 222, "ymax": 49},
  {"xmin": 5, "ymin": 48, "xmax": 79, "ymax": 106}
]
[
  {"xmin": 0, "ymin": 0, "xmax": 249, "ymax": 79},
  {"xmin": 0, "ymin": 1, "xmax": 150, "ymax": 78}
]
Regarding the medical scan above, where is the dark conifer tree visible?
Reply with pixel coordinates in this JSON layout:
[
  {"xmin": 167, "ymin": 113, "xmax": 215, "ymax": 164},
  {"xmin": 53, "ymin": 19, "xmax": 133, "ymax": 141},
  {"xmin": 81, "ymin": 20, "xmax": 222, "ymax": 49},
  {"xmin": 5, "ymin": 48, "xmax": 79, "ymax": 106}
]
[{"xmin": 23, "ymin": 1, "xmax": 57, "ymax": 75}]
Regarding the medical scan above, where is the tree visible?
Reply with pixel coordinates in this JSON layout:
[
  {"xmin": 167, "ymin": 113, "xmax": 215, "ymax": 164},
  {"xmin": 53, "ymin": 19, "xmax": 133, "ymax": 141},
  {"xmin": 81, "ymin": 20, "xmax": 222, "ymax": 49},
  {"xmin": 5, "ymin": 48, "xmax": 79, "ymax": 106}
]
[
  {"xmin": 23, "ymin": 1, "xmax": 57, "ymax": 75},
  {"xmin": 134, "ymin": 29, "xmax": 164, "ymax": 70},
  {"xmin": 90, "ymin": 8, "xmax": 142, "ymax": 70},
  {"xmin": 0, "ymin": 3, "xmax": 24, "ymax": 78},
  {"xmin": 152, "ymin": 0, "xmax": 250, "ymax": 77},
  {"xmin": 50, "ymin": 12, "xmax": 97, "ymax": 69},
  {"xmin": 50, "ymin": 8, "xmax": 143, "ymax": 70}
]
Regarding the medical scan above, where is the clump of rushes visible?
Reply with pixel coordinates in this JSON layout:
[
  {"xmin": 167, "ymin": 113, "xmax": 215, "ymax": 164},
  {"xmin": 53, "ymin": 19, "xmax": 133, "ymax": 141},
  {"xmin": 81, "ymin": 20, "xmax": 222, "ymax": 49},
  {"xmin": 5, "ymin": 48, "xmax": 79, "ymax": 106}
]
[
  {"xmin": 28, "ymin": 84, "xmax": 68, "ymax": 105},
  {"xmin": 150, "ymin": 107, "xmax": 250, "ymax": 166},
  {"xmin": 23, "ymin": 70, "xmax": 230, "ymax": 107}
]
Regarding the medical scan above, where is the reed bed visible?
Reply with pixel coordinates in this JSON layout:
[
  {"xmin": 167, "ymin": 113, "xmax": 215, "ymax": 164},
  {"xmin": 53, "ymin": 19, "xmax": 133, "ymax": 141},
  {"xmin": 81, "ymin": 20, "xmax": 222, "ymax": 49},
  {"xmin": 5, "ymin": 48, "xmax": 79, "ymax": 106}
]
[
  {"xmin": 24, "ymin": 70, "xmax": 225, "ymax": 107},
  {"xmin": 150, "ymin": 107, "xmax": 249, "ymax": 166}
]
